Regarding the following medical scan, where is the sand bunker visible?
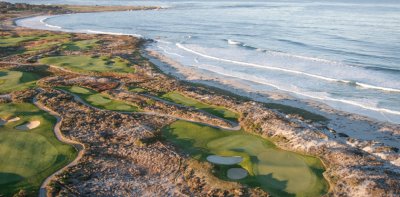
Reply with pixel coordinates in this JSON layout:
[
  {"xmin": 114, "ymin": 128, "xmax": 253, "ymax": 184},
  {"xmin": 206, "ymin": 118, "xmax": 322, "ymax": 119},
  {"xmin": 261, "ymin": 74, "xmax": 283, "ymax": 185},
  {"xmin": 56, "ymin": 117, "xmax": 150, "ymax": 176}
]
[
  {"xmin": 206, "ymin": 155, "xmax": 243, "ymax": 165},
  {"xmin": 227, "ymin": 168, "xmax": 248, "ymax": 180},
  {"xmin": 0, "ymin": 117, "xmax": 20, "ymax": 126},
  {"xmin": 15, "ymin": 120, "xmax": 40, "ymax": 130}
]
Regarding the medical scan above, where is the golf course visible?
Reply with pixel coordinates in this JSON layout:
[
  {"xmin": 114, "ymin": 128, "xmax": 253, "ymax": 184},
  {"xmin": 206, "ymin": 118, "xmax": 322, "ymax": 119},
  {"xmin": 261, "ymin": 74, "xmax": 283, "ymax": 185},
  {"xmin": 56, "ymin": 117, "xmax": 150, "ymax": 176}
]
[
  {"xmin": 0, "ymin": 103, "xmax": 76, "ymax": 196},
  {"xmin": 161, "ymin": 92, "xmax": 239, "ymax": 122},
  {"xmin": 0, "ymin": 69, "xmax": 49, "ymax": 94},
  {"xmin": 39, "ymin": 55, "xmax": 134, "ymax": 73},
  {"xmin": 163, "ymin": 120, "xmax": 329, "ymax": 197},
  {"xmin": 59, "ymin": 86, "xmax": 139, "ymax": 112}
]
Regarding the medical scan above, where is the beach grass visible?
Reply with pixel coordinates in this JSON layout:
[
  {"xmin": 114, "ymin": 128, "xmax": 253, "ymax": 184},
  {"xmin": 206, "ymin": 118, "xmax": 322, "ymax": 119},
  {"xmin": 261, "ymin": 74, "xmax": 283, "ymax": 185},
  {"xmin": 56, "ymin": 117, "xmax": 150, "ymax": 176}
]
[
  {"xmin": 39, "ymin": 55, "xmax": 134, "ymax": 74},
  {"xmin": 0, "ymin": 69, "xmax": 50, "ymax": 94},
  {"xmin": 59, "ymin": 86, "xmax": 139, "ymax": 112},
  {"xmin": 0, "ymin": 103, "xmax": 77, "ymax": 196},
  {"xmin": 162, "ymin": 120, "xmax": 328, "ymax": 197},
  {"xmin": 161, "ymin": 92, "xmax": 239, "ymax": 122}
]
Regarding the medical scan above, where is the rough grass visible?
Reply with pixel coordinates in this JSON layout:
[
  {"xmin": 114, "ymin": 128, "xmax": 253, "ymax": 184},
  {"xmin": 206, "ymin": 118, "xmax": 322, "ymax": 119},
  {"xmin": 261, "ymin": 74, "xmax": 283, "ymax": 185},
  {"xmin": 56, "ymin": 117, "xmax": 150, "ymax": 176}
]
[
  {"xmin": 0, "ymin": 69, "xmax": 49, "ymax": 94},
  {"xmin": 0, "ymin": 103, "xmax": 76, "ymax": 196},
  {"xmin": 161, "ymin": 92, "xmax": 239, "ymax": 122},
  {"xmin": 59, "ymin": 86, "xmax": 139, "ymax": 112},
  {"xmin": 163, "ymin": 120, "xmax": 328, "ymax": 197},
  {"xmin": 39, "ymin": 55, "xmax": 134, "ymax": 73}
]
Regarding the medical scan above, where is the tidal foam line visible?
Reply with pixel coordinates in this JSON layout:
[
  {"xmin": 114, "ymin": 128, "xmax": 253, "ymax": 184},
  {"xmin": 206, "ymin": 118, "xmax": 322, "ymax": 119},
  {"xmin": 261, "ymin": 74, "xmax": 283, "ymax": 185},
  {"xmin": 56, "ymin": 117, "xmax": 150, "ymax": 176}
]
[
  {"xmin": 193, "ymin": 65, "xmax": 400, "ymax": 116},
  {"xmin": 176, "ymin": 43, "xmax": 400, "ymax": 93}
]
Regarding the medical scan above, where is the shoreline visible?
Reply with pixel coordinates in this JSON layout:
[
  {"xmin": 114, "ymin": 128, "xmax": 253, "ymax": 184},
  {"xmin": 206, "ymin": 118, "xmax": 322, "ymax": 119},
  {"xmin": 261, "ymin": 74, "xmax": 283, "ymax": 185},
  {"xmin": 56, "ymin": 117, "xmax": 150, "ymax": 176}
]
[
  {"xmin": 15, "ymin": 14, "xmax": 400, "ymax": 123},
  {"xmin": 2, "ymin": 4, "xmax": 399, "ymax": 195},
  {"xmin": 12, "ymin": 11, "xmax": 400, "ymax": 159}
]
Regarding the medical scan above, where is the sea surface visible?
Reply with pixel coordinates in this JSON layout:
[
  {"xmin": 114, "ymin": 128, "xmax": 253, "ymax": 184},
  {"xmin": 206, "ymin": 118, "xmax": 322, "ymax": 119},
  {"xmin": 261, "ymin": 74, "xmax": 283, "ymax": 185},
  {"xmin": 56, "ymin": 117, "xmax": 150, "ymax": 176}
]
[{"xmin": 12, "ymin": 0, "xmax": 400, "ymax": 123}]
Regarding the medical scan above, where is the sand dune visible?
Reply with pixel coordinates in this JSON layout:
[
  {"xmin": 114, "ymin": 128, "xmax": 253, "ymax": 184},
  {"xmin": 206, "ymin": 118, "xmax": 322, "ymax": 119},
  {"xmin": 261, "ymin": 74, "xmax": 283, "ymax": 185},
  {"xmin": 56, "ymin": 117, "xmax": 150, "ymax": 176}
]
[{"xmin": 15, "ymin": 120, "xmax": 41, "ymax": 130}]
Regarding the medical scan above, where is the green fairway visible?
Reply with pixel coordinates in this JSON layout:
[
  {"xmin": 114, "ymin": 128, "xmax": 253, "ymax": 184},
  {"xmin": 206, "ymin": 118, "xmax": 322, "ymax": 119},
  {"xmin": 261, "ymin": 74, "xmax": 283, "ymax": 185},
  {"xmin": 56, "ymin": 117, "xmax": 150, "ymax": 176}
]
[
  {"xmin": 161, "ymin": 92, "xmax": 239, "ymax": 122},
  {"xmin": 59, "ymin": 86, "xmax": 139, "ymax": 112},
  {"xmin": 0, "ymin": 103, "xmax": 76, "ymax": 196},
  {"xmin": 61, "ymin": 39, "xmax": 99, "ymax": 51},
  {"xmin": 0, "ymin": 36, "xmax": 37, "ymax": 47},
  {"xmin": 0, "ymin": 69, "xmax": 49, "ymax": 94},
  {"xmin": 0, "ymin": 34, "xmax": 70, "ymax": 48},
  {"xmin": 39, "ymin": 55, "xmax": 134, "ymax": 73},
  {"xmin": 163, "ymin": 120, "xmax": 328, "ymax": 197}
]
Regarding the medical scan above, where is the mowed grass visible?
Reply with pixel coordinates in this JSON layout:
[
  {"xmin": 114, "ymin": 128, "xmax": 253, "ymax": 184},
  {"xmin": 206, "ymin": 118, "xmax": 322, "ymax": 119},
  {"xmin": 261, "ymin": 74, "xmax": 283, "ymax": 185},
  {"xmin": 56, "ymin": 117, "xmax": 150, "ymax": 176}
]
[
  {"xmin": 161, "ymin": 92, "xmax": 239, "ymax": 122},
  {"xmin": 0, "ymin": 36, "xmax": 38, "ymax": 47},
  {"xmin": 0, "ymin": 103, "xmax": 76, "ymax": 196},
  {"xmin": 163, "ymin": 120, "xmax": 328, "ymax": 197},
  {"xmin": 61, "ymin": 39, "xmax": 99, "ymax": 51},
  {"xmin": 0, "ymin": 34, "xmax": 70, "ymax": 48},
  {"xmin": 59, "ymin": 86, "xmax": 139, "ymax": 112},
  {"xmin": 39, "ymin": 55, "xmax": 134, "ymax": 73},
  {"xmin": 0, "ymin": 69, "xmax": 50, "ymax": 94}
]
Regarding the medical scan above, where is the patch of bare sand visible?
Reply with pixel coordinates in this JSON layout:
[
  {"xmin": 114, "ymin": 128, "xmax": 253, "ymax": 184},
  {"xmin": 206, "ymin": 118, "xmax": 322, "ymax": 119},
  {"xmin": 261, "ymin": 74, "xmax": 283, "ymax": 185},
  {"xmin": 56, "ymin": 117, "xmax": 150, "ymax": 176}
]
[
  {"xmin": 15, "ymin": 120, "xmax": 40, "ymax": 130},
  {"xmin": 227, "ymin": 168, "xmax": 248, "ymax": 180},
  {"xmin": 206, "ymin": 155, "xmax": 243, "ymax": 165},
  {"xmin": 0, "ymin": 117, "xmax": 20, "ymax": 126}
]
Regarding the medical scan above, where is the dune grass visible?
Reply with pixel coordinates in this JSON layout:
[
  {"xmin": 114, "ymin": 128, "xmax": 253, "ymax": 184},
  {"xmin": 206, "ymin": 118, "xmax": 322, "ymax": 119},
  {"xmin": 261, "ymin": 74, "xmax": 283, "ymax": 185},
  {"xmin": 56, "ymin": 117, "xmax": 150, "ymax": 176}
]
[
  {"xmin": 161, "ymin": 92, "xmax": 239, "ymax": 122},
  {"xmin": 59, "ymin": 86, "xmax": 139, "ymax": 112},
  {"xmin": 0, "ymin": 69, "xmax": 50, "ymax": 94},
  {"xmin": 163, "ymin": 120, "xmax": 328, "ymax": 197},
  {"xmin": 39, "ymin": 55, "xmax": 134, "ymax": 74},
  {"xmin": 0, "ymin": 103, "xmax": 76, "ymax": 196}
]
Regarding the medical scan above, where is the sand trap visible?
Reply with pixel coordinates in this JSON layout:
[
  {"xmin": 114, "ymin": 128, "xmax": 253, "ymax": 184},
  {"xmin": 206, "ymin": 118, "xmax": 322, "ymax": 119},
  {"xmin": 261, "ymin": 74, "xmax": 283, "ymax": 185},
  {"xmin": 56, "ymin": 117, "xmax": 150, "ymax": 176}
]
[
  {"xmin": 15, "ymin": 120, "xmax": 40, "ymax": 130},
  {"xmin": 227, "ymin": 168, "xmax": 248, "ymax": 180},
  {"xmin": 0, "ymin": 117, "xmax": 20, "ymax": 126},
  {"xmin": 206, "ymin": 155, "xmax": 243, "ymax": 165},
  {"xmin": 0, "ymin": 118, "xmax": 6, "ymax": 126}
]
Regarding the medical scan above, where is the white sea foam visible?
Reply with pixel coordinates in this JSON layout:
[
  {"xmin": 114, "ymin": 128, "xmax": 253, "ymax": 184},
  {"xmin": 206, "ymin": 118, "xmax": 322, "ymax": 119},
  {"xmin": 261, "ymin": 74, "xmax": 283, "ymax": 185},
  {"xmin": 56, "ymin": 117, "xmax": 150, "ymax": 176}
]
[
  {"xmin": 267, "ymin": 50, "xmax": 339, "ymax": 64},
  {"xmin": 192, "ymin": 64, "xmax": 400, "ymax": 116},
  {"xmin": 39, "ymin": 17, "xmax": 62, "ymax": 29},
  {"xmin": 176, "ymin": 43, "xmax": 400, "ymax": 93},
  {"xmin": 86, "ymin": 30, "xmax": 142, "ymax": 38},
  {"xmin": 227, "ymin": 39, "xmax": 242, "ymax": 45},
  {"xmin": 157, "ymin": 46, "xmax": 184, "ymax": 57}
]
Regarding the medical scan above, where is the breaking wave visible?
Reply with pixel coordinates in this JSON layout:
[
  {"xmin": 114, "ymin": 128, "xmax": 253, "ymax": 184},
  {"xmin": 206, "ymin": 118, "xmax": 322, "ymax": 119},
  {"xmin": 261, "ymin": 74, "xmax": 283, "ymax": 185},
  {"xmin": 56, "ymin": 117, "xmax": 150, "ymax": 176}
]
[
  {"xmin": 192, "ymin": 64, "xmax": 400, "ymax": 116},
  {"xmin": 177, "ymin": 43, "xmax": 400, "ymax": 93}
]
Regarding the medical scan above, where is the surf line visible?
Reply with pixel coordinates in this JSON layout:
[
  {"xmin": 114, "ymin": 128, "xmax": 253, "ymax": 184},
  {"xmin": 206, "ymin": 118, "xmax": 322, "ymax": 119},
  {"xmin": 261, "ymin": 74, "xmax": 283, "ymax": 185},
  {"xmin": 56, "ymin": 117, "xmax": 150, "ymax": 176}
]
[
  {"xmin": 176, "ymin": 43, "xmax": 400, "ymax": 93},
  {"xmin": 191, "ymin": 65, "xmax": 400, "ymax": 116}
]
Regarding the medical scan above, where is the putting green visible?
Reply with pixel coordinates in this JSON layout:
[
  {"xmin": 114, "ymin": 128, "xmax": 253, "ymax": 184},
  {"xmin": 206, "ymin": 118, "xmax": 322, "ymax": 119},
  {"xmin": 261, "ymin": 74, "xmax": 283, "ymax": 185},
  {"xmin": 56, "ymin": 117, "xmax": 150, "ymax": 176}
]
[
  {"xmin": 163, "ymin": 120, "xmax": 328, "ymax": 197},
  {"xmin": 39, "ymin": 55, "xmax": 134, "ymax": 73},
  {"xmin": 0, "ymin": 70, "xmax": 48, "ymax": 94},
  {"xmin": 161, "ymin": 92, "xmax": 239, "ymax": 122},
  {"xmin": 60, "ymin": 86, "xmax": 139, "ymax": 112},
  {"xmin": 0, "ymin": 103, "xmax": 76, "ymax": 196}
]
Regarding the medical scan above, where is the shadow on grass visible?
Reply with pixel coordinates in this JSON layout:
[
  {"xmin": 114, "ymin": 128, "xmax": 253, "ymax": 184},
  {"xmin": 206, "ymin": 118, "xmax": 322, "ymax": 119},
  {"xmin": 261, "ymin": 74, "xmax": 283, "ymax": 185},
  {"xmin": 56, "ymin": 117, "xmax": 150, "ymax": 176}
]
[{"xmin": 0, "ymin": 172, "xmax": 24, "ymax": 185}]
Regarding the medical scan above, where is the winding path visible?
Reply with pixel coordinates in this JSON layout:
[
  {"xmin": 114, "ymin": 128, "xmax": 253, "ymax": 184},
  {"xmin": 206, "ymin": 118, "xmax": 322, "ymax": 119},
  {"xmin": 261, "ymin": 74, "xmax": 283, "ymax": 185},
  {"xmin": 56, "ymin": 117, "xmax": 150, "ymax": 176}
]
[
  {"xmin": 33, "ymin": 98, "xmax": 85, "ymax": 197},
  {"xmin": 59, "ymin": 89, "xmax": 241, "ymax": 131}
]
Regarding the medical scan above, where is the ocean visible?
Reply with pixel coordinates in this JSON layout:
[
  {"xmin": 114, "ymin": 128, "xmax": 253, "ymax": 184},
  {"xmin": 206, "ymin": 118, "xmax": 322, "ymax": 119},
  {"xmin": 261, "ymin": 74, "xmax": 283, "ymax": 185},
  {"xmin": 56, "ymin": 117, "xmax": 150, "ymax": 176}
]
[{"xmin": 13, "ymin": 0, "xmax": 400, "ymax": 123}]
